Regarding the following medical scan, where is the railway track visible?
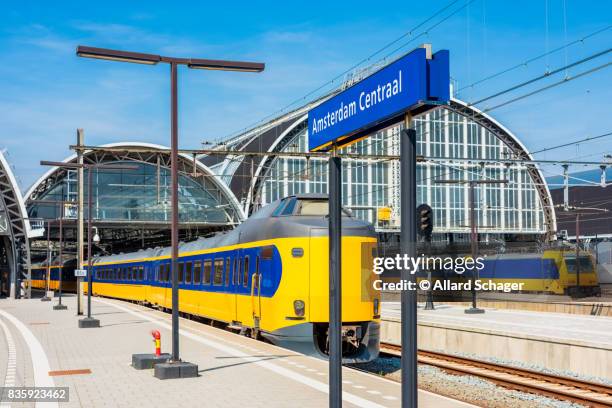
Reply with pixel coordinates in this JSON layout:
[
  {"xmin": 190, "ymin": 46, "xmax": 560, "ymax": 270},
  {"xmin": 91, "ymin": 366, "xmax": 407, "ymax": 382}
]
[{"xmin": 381, "ymin": 342, "xmax": 612, "ymax": 407}]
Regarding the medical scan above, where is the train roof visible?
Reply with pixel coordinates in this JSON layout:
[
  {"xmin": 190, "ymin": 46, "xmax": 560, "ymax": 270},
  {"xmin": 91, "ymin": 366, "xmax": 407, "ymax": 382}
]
[{"xmin": 93, "ymin": 195, "xmax": 374, "ymax": 265}]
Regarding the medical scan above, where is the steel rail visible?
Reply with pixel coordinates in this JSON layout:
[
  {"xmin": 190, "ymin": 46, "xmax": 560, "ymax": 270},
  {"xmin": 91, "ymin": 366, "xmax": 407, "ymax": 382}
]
[{"xmin": 380, "ymin": 342, "xmax": 612, "ymax": 407}]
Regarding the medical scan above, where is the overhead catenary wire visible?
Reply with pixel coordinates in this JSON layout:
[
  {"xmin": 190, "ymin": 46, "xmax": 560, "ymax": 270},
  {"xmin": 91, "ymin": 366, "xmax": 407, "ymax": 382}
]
[{"xmin": 219, "ymin": 0, "xmax": 474, "ymax": 142}]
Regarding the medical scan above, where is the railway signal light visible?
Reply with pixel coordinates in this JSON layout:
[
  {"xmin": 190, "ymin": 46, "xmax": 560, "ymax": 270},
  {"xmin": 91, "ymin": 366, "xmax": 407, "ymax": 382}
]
[{"xmin": 416, "ymin": 204, "xmax": 433, "ymax": 238}]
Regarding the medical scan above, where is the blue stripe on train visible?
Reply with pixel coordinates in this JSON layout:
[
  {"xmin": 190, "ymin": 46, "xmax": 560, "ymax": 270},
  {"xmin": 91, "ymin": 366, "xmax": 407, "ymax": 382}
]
[
  {"xmin": 88, "ymin": 245, "xmax": 283, "ymax": 298},
  {"xmin": 479, "ymin": 258, "xmax": 560, "ymax": 279},
  {"xmin": 419, "ymin": 258, "xmax": 560, "ymax": 280}
]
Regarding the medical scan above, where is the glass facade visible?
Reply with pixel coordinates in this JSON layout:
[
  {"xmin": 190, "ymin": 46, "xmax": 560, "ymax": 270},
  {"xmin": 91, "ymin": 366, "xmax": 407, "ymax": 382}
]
[
  {"xmin": 28, "ymin": 161, "xmax": 238, "ymax": 224},
  {"xmin": 259, "ymin": 107, "xmax": 545, "ymax": 234}
]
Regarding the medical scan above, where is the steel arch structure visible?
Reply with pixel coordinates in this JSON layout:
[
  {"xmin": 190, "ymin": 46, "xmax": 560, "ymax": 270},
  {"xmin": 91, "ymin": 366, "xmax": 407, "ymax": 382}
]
[
  {"xmin": 25, "ymin": 142, "xmax": 245, "ymax": 227},
  {"xmin": 203, "ymin": 98, "xmax": 557, "ymax": 239},
  {"xmin": 0, "ymin": 151, "xmax": 32, "ymax": 298}
]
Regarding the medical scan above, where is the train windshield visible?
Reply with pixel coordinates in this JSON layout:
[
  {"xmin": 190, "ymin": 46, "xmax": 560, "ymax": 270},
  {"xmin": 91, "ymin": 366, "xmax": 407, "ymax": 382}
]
[{"xmin": 564, "ymin": 256, "xmax": 594, "ymax": 273}]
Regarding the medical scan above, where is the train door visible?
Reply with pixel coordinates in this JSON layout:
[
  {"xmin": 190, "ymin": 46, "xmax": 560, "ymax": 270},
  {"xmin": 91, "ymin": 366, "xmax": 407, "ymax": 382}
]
[
  {"xmin": 251, "ymin": 255, "xmax": 261, "ymax": 331},
  {"xmin": 236, "ymin": 252, "xmax": 254, "ymax": 328},
  {"xmin": 230, "ymin": 254, "xmax": 238, "ymax": 323}
]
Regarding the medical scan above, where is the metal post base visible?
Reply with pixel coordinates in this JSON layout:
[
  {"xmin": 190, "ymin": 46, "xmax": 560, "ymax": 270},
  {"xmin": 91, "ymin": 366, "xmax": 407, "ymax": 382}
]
[
  {"xmin": 78, "ymin": 317, "xmax": 100, "ymax": 328},
  {"xmin": 53, "ymin": 304, "xmax": 68, "ymax": 310},
  {"xmin": 132, "ymin": 353, "xmax": 171, "ymax": 370},
  {"xmin": 464, "ymin": 307, "xmax": 485, "ymax": 314},
  {"xmin": 424, "ymin": 292, "xmax": 435, "ymax": 310},
  {"xmin": 154, "ymin": 361, "xmax": 199, "ymax": 380}
]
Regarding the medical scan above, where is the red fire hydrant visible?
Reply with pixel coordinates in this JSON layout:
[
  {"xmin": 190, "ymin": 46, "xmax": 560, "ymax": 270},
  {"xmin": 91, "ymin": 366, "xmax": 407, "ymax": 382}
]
[{"xmin": 151, "ymin": 330, "xmax": 161, "ymax": 357}]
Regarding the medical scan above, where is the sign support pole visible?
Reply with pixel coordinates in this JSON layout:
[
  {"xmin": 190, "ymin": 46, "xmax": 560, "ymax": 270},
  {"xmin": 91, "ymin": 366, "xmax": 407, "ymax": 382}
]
[
  {"xmin": 76, "ymin": 129, "xmax": 84, "ymax": 315},
  {"xmin": 328, "ymin": 148, "xmax": 342, "ymax": 408},
  {"xmin": 400, "ymin": 114, "xmax": 418, "ymax": 408}
]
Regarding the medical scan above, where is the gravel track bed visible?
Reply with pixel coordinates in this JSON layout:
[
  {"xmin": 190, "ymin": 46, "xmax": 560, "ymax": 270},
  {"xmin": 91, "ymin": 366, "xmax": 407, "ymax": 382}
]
[{"xmin": 352, "ymin": 356, "xmax": 588, "ymax": 408}]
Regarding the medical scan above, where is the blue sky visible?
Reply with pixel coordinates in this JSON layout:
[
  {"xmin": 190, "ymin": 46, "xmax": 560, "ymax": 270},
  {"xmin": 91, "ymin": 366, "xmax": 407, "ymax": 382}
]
[{"xmin": 0, "ymin": 1, "xmax": 610, "ymax": 189}]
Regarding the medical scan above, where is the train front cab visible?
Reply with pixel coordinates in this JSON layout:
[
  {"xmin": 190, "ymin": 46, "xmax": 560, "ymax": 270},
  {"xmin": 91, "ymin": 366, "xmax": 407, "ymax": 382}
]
[
  {"xmin": 549, "ymin": 250, "xmax": 601, "ymax": 296},
  {"xmin": 261, "ymin": 231, "xmax": 380, "ymax": 364}
]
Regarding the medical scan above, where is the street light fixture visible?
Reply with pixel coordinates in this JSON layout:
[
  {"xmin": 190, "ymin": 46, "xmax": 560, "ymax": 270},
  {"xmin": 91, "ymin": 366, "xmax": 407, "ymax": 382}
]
[
  {"xmin": 92, "ymin": 226, "xmax": 100, "ymax": 244},
  {"xmin": 76, "ymin": 45, "xmax": 264, "ymax": 379}
]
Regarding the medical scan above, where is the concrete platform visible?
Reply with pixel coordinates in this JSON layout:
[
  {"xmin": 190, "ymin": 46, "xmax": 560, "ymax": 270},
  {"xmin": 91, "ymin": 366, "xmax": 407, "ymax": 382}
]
[
  {"xmin": 0, "ymin": 297, "xmax": 474, "ymax": 408},
  {"xmin": 381, "ymin": 302, "xmax": 612, "ymax": 379}
]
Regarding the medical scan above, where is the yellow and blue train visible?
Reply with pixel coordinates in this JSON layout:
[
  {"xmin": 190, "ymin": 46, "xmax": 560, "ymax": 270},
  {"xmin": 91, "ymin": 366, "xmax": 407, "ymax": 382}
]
[
  {"xmin": 424, "ymin": 249, "xmax": 600, "ymax": 296},
  {"xmin": 30, "ymin": 258, "xmax": 77, "ymax": 292},
  {"xmin": 476, "ymin": 249, "xmax": 600, "ymax": 296},
  {"xmin": 85, "ymin": 194, "xmax": 381, "ymax": 363}
]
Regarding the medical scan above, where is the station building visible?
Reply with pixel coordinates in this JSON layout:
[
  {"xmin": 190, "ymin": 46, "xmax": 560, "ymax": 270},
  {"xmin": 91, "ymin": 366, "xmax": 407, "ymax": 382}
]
[
  {"xmin": 22, "ymin": 89, "xmax": 560, "ymax": 298},
  {"xmin": 201, "ymin": 97, "xmax": 557, "ymax": 244},
  {"xmin": 0, "ymin": 150, "xmax": 32, "ymax": 298}
]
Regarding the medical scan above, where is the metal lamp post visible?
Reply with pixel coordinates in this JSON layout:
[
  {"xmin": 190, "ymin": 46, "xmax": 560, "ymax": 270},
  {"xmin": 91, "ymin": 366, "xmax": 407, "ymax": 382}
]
[
  {"xmin": 75, "ymin": 45, "xmax": 264, "ymax": 379},
  {"xmin": 30, "ymin": 199, "xmax": 78, "ymax": 309},
  {"xmin": 435, "ymin": 178, "xmax": 507, "ymax": 314},
  {"xmin": 40, "ymin": 220, "xmax": 52, "ymax": 302},
  {"xmin": 40, "ymin": 161, "xmax": 138, "ymax": 326},
  {"xmin": 53, "ymin": 202, "xmax": 68, "ymax": 310}
]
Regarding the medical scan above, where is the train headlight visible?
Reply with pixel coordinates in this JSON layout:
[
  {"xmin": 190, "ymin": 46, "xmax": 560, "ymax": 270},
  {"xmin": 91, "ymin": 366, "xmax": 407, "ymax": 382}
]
[
  {"xmin": 373, "ymin": 298, "xmax": 380, "ymax": 316},
  {"xmin": 293, "ymin": 300, "xmax": 305, "ymax": 317}
]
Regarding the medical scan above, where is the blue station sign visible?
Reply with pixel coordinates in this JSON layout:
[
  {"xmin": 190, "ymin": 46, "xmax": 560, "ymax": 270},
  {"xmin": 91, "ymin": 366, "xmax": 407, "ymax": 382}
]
[{"xmin": 308, "ymin": 47, "xmax": 449, "ymax": 151}]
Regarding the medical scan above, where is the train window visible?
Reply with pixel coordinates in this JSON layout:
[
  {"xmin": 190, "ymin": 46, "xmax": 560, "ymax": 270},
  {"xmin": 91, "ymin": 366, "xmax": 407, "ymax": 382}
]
[
  {"xmin": 213, "ymin": 259, "xmax": 223, "ymax": 286},
  {"xmin": 122, "ymin": 268, "xmax": 127, "ymax": 281},
  {"xmin": 254, "ymin": 256, "xmax": 260, "ymax": 291},
  {"xmin": 185, "ymin": 262, "xmax": 192, "ymax": 284},
  {"xmin": 193, "ymin": 261, "xmax": 201, "ymax": 284},
  {"xmin": 272, "ymin": 198, "xmax": 288, "ymax": 216},
  {"xmin": 128, "ymin": 267, "xmax": 132, "ymax": 281},
  {"xmin": 280, "ymin": 198, "xmax": 297, "ymax": 216},
  {"xmin": 225, "ymin": 257, "xmax": 230, "ymax": 286},
  {"xmin": 166, "ymin": 264, "xmax": 171, "ymax": 282},
  {"xmin": 138, "ymin": 266, "xmax": 144, "ymax": 281},
  {"xmin": 233, "ymin": 258, "xmax": 238, "ymax": 285},
  {"xmin": 261, "ymin": 246, "xmax": 273, "ymax": 260},
  {"xmin": 565, "ymin": 256, "xmax": 594, "ymax": 273},
  {"xmin": 243, "ymin": 256, "xmax": 249, "ymax": 288},
  {"xmin": 203, "ymin": 260, "xmax": 212, "ymax": 284},
  {"xmin": 178, "ymin": 262, "xmax": 184, "ymax": 283},
  {"xmin": 237, "ymin": 258, "xmax": 242, "ymax": 285}
]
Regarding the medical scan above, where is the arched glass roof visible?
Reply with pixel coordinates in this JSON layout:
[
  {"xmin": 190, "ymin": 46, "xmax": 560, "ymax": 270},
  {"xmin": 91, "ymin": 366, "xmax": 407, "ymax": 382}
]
[{"xmin": 25, "ymin": 143, "xmax": 244, "ymax": 227}]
